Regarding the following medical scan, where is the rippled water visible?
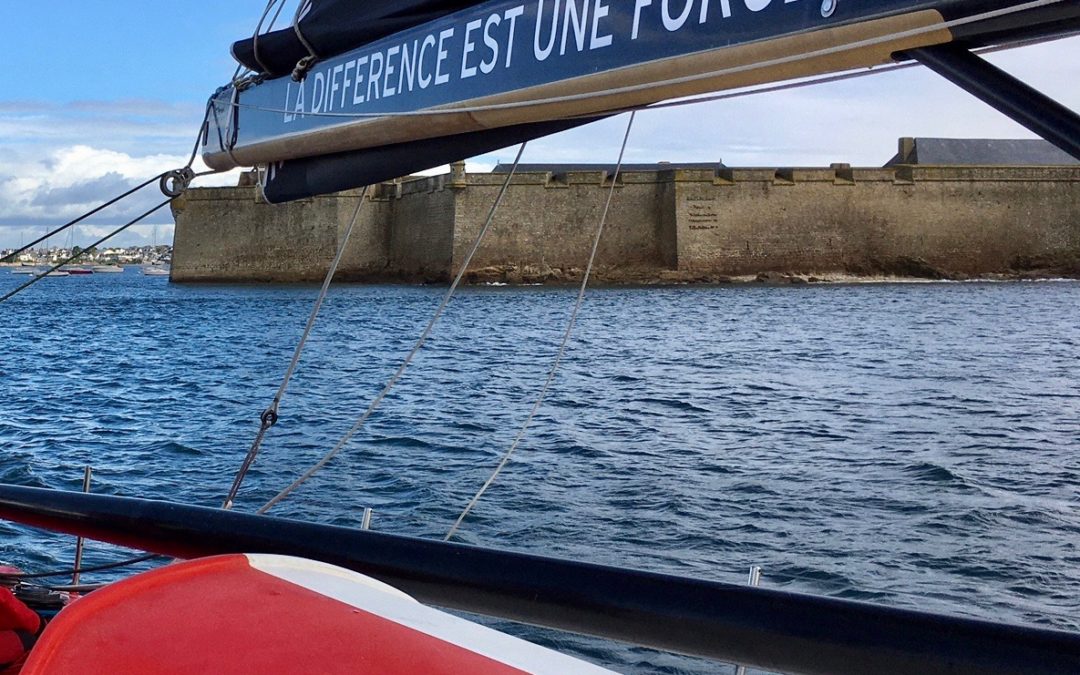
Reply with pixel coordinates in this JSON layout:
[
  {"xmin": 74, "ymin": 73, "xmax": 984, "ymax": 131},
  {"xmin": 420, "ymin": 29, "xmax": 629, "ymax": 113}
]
[{"xmin": 1, "ymin": 270, "xmax": 1078, "ymax": 673}]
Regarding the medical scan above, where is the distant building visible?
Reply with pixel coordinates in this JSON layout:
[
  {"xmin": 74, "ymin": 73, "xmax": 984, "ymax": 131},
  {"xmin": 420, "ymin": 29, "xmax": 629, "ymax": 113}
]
[{"xmin": 886, "ymin": 137, "xmax": 1078, "ymax": 166}]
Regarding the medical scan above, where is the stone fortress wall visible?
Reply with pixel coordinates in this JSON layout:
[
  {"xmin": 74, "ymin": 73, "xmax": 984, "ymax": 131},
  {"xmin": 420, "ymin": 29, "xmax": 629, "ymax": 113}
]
[{"xmin": 170, "ymin": 149, "xmax": 1080, "ymax": 284}]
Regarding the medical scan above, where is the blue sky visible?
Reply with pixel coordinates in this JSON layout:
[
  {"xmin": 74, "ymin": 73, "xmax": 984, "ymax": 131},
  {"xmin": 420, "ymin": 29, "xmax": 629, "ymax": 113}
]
[{"xmin": 2, "ymin": 1, "xmax": 1078, "ymax": 249}]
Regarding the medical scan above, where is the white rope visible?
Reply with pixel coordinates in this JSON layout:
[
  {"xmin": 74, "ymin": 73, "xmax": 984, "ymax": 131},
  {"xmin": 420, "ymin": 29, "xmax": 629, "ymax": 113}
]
[
  {"xmin": 271, "ymin": 188, "xmax": 368, "ymax": 410},
  {"xmin": 223, "ymin": 186, "xmax": 369, "ymax": 510},
  {"xmin": 258, "ymin": 143, "xmax": 530, "ymax": 514},
  {"xmin": 230, "ymin": 0, "xmax": 1063, "ymax": 121},
  {"xmin": 445, "ymin": 111, "xmax": 637, "ymax": 542}
]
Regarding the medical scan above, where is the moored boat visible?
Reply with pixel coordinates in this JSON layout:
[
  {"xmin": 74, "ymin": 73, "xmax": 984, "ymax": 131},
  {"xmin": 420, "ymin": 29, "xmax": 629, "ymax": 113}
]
[
  {"xmin": 91, "ymin": 265, "xmax": 124, "ymax": 273},
  {"xmin": 142, "ymin": 267, "xmax": 170, "ymax": 277}
]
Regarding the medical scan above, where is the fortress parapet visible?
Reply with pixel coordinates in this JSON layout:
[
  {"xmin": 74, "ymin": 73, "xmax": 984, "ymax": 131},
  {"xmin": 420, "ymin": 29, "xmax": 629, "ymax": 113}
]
[{"xmin": 171, "ymin": 159, "xmax": 1080, "ymax": 283}]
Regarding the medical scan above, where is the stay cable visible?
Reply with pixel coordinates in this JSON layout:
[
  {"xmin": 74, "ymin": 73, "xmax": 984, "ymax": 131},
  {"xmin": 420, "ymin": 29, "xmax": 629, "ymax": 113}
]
[
  {"xmin": 445, "ymin": 110, "xmax": 637, "ymax": 541},
  {"xmin": 258, "ymin": 142, "xmax": 529, "ymax": 514}
]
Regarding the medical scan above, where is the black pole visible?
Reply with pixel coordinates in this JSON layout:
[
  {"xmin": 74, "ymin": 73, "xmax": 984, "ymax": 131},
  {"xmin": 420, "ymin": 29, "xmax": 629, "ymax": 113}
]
[
  {"xmin": 0, "ymin": 485, "xmax": 1077, "ymax": 675},
  {"xmin": 906, "ymin": 44, "xmax": 1080, "ymax": 161}
]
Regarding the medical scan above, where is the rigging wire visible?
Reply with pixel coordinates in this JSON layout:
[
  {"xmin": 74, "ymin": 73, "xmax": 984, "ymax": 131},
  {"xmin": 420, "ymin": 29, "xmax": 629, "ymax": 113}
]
[
  {"xmin": 28, "ymin": 582, "xmax": 108, "ymax": 593},
  {"xmin": 0, "ymin": 200, "xmax": 172, "ymax": 305},
  {"xmin": 265, "ymin": 0, "xmax": 289, "ymax": 33},
  {"xmin": 0, "ymin": 91, "xmax": 213, "ymax": 267},
  {"xmin": 225, "ymin": 0, "xmax": 1064, "ymax": 122},
  {"xmin": 257, "ymin": 143, "xmax": 530, "ymax": 514},
  {"xmin": 0, "ymin": 93, "xmax": 220, "ymax": 307},
  {"xmin": 223, "ymin": 185, "xmax": 370, "ymax": 510},
  {"xmin": 445, "ymin": 112, "xmax": 637, "ymax": 541},
  {"xmin": 756, "ymin": 569, "xmax": 1080, "ymax": 625},
  {"xmin": 0, "ymin": 173, "xmax": 166, "ymax": 266},
  {"xmin": 643, "ymin": 33, "xmax": 1080, "ymax": 113}
]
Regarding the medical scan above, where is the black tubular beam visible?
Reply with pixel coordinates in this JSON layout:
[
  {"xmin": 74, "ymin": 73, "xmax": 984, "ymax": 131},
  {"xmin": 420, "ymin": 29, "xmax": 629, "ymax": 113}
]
[
  {"xmin": 262, "ymin": 115, "xmax": 607, "ymax": 204},
  {"xmin": 906, "ymin": 44, "xmax": 1080, "ymax": 161},
  {"xmin": 0, "ymin": 485, "xmax": 1078, "ymax": 675}
]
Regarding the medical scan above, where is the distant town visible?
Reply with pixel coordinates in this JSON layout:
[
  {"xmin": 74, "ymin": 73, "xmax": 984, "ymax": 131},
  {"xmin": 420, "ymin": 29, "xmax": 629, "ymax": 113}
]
[{"xmin": 1, "ymin": 245, "xmax": 172, "ymax": 267}]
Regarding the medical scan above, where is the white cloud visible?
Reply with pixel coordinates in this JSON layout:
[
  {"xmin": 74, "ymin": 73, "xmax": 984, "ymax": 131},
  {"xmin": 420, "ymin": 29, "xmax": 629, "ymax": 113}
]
[
  {"xmin": 471, "ymin": 37, "xmax": 1080, "ymax": 168},
  {"xmin": 0, "ymin": 99, "xmax": 242, "ymax": 248},
  {"xmin": 0, "ymin": 145, "xmax": 243, "ymax": 249},
  {"xmin": 2, "ymin": 35, "xmax": 1076, "ymax": 249},
  {"xmin": 1, "ymin": 145, "xmax": 187, "ymax": 224}
]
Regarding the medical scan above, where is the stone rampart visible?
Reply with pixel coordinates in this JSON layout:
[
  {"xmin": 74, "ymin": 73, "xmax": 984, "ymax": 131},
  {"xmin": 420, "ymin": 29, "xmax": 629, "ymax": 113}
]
[
  {"xmin": 170, "ymin": 165, "xmax": 1080, "ymax": 283},
  {"xmin": 671, "ymin": 165, "xmax": 1080, "ymax": 277}
]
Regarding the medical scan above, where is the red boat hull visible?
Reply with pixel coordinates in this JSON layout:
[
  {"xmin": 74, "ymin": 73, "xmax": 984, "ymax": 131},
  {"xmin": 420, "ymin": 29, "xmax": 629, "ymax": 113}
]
[{"xmin": 22, "ymin": 554, "xmax": 613, "ymax": 674}]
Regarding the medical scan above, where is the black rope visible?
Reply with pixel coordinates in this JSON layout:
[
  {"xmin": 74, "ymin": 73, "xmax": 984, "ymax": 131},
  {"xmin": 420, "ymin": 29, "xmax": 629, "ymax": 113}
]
[
  {"xmin": 0, "ymin": 173, "xmax": 166, "ymax": 265},
  {"xmin": 0, "ymin": 200, "xmax": 171, "ymax": 306},
  {"xmin": 0, "ymin": 553, "xmax": 162, "ymax": 580}
]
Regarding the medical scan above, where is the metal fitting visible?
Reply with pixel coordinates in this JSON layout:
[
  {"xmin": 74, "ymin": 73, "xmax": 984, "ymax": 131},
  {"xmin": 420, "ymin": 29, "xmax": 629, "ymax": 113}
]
[{"xmin": 160, "ymin": 168, "xmax": 196, "ymax": 198}]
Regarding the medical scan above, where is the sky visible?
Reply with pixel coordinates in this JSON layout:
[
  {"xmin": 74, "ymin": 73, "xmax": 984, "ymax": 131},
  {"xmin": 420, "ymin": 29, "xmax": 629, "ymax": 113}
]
[{"xmin": 1, "ymin": 2, "xmax": 1078, "ymax": 249}]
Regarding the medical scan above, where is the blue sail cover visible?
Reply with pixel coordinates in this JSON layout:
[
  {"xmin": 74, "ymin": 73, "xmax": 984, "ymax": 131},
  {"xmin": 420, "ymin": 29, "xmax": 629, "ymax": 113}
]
[{"xmin": 233, "ymin": 0, "xmax": 490, "ymax": 78}]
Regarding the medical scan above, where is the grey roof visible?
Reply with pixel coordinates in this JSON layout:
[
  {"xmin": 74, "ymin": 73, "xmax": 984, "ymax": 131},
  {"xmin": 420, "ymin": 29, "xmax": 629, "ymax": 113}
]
[
  {"xmin": 886, "ymin": 137, "xmax": 1078, "ymax": 166},
  {"xmin": 492, "ymin": 162, "xmax": 725, "ymax": 174}
]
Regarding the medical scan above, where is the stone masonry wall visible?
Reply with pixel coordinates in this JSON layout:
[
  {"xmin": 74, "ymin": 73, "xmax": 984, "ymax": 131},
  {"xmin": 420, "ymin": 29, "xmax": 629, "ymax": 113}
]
[
  {"xmin": 171, "ymin": 187, "xmax": 384, "ymax": 282},
  {"xmin": 672, "ymin": 166, "xmax": 1080, "ymax": 276},
  {"xmin": 382, "ymin": 176, "xmax": 457, "ymax": 280},
  {"xmin": 451, "ymin": 170, "xmax": 675, "ymax": 276},
  {"xmin": 170, "ymin": 165, "xmax": 1080, "ymax": 283}
]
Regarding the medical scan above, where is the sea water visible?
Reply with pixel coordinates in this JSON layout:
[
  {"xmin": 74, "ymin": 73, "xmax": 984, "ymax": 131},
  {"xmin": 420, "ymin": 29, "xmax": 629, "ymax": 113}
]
[{"xmin": 1, "ymin": 270, "xmax": 1078, "ymax": 673}]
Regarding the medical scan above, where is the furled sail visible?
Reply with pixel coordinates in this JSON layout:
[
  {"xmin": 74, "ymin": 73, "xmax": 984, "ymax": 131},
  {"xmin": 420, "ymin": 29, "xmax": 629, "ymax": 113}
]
[{"xmin": 233, "ymin": 0, "xmax": 489, "ymax": 78}]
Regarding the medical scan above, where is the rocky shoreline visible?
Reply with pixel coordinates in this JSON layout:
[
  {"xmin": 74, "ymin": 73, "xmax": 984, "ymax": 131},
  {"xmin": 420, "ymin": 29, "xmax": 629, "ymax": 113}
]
[{"xmin": 369, "ymin": 254, "xmax": 1080, "ymax": 286}]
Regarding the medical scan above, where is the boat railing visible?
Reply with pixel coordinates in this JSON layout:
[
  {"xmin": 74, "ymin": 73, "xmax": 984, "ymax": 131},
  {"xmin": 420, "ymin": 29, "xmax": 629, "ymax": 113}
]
[{"xmin": 0, "ymin": 485, "xmax": 1076, "ymax": 675}]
